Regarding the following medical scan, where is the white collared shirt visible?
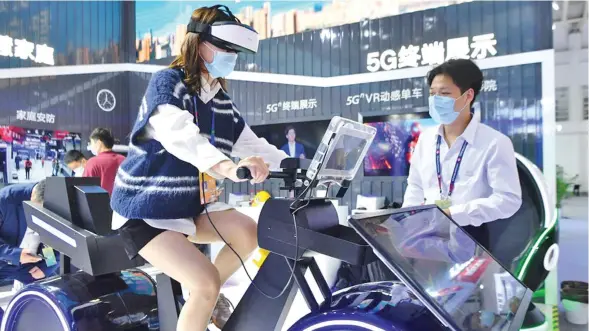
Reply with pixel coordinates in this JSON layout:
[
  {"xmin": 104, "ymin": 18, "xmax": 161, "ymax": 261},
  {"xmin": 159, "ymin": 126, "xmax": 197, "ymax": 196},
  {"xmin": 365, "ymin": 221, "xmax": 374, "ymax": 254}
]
[
  {"xmin": 402, "ymin": 116, "xmax": 522, "ymax": 227},
  {"xmin": 288, "ymin": 142, "xmax": 296, "ymax": 157}
]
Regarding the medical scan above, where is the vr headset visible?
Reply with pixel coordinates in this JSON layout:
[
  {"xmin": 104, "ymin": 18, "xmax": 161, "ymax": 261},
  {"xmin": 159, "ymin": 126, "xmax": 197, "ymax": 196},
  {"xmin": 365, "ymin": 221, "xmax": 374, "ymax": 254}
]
[{"xmin": 187, "ymin": 5, "xmax": 259, "ymax": 54}]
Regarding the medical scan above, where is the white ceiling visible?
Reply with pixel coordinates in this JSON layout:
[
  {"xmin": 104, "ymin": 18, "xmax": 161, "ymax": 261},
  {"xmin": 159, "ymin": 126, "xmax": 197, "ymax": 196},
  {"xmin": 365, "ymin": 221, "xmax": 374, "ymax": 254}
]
[{"xmin": 553, "ymin": 0, "xmax": 588, "ymax": 51}]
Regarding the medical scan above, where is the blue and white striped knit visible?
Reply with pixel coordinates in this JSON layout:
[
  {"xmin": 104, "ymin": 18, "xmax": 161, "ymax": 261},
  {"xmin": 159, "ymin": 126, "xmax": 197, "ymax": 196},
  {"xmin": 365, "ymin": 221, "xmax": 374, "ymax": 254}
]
[{"xmin": 111, "ymin": 68, "xmax": 245, "ymax": 220}]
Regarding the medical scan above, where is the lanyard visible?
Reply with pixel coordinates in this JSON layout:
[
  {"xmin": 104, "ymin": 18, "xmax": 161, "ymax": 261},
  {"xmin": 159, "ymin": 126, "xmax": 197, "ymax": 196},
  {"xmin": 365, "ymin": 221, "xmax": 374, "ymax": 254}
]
[
  {"xmin": 193, "ymin": 96, "xmax": 216, "ymax": 144},
  {"xmin": 435, "ymin": 135, "xmax": 468, "ymax": 199}
]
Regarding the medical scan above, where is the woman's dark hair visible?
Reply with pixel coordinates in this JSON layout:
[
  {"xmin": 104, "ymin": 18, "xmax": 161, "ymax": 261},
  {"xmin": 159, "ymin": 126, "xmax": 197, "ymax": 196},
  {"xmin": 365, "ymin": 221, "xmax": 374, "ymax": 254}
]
[
  {"xmin": 284, "ymin": 126, "xmax": 296, "ymax": 135},
  {"xmin": 170, "ymin": 6, "xmax": 239, "ymax": 94},
  {"xmin": 63, "ymin": 150, "xmax": 86, "ymax": 165},
  {"xmin": 427, "ymin": 59, "xmax": 484, "ymax": 104},
  {"xmin": 90, "ymin": 127, "xmax": 115, "ymax": 149}
]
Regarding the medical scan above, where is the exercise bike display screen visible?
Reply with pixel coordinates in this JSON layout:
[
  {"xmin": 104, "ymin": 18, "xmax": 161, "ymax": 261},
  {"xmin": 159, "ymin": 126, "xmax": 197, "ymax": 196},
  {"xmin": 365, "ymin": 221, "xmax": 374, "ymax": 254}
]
[
  {"xmin": 349, "ymin": 206, "xmax": 533, "ymax": 331},
  {"xmin": 323, "ymin": 134, "xmax": 368, "ymax": 171}
]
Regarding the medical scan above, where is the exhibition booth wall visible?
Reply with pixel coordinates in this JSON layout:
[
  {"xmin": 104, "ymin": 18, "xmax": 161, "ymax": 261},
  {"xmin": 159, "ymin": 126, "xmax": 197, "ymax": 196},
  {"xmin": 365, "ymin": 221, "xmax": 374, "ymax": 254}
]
[
  {"xmin": 0, "ymin": 72, "xmax": 133, "ymax": 150},
  {"xmin": 0, "ymin": 1, "xmax": 135, "ymax": 69},
  {"xmin": 0, "ymin": 0, "xmax": 137, "ymax": 151},
  {"xmin": 0, "ymin": 1, "xmax": 555, "ymax": 209}
]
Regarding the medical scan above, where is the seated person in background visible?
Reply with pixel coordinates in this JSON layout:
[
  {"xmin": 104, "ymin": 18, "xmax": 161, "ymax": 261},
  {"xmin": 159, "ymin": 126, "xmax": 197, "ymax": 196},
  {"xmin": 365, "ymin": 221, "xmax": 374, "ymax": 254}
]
[
  {"xmin": 280, "ymin": 126, "xmax": 306, "ymax": 159},
  {"xmin": 0, "ymin": 180, "xmax": 58, "ymax": 284},
  {"xmin": 63, "ymin": 150, "xmax": 88, "ymax": 177},
  {"xmin": 402, "ymin": 59, "xmax": 522, "ymax": 248},
  {"xmin": 84, "ymin": 128, "xmax": 125, "ymax": 195}
]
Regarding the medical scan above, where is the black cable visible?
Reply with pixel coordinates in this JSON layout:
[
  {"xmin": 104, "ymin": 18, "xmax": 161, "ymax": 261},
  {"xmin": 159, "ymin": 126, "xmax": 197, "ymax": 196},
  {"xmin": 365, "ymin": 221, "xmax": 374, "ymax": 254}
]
[{"xmin": 200, "ymin": 174, "xmax": 310, "ymax": 300}]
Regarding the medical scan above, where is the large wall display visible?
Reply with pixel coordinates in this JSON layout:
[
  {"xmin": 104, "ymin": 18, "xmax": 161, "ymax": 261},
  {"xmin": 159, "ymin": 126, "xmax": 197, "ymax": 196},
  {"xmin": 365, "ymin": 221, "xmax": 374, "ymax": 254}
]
[
  {"xmin": 0, "ymin": 126, "xmax": 81, "ymax": 184},
  {"xmin": 0, "ymin": 1, "xmax": 133, "ymax": 69},
  {"xmin": 232, "ymin": 0, "xmax": 552, "ymax": 77},
  {"xmin": 0, "ymin": 72, "xmax": 132, "ymax": 150},
  {"xmin": 135, "ymin": 0, "xmax": 473, "ymax": 64}
]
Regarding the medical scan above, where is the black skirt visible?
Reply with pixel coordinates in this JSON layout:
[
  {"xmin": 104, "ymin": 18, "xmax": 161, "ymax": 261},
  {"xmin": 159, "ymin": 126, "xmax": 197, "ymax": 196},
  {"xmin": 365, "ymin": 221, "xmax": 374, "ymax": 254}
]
[{"xmin": 117, "ymin": 219, "xmax": 183, "ymax": 260}]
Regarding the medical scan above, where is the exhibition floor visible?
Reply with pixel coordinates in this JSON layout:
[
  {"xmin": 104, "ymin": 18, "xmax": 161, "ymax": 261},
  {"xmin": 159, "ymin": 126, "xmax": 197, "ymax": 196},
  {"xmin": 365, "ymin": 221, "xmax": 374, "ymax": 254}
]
[{"xmin": 557, "ymin": 196, "xmax": 589, "ymax": 331}]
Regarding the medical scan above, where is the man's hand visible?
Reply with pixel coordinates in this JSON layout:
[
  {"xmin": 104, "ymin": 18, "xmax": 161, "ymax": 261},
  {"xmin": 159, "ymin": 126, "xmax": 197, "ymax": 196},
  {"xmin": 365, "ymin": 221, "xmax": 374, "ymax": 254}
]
[
  {"xmin": 28, "ymin": 266, "xmax": 45, "ymax": 280},
  {"xmin": 20, "ymin": 248, "xmax": 42, "ymax": 264}
]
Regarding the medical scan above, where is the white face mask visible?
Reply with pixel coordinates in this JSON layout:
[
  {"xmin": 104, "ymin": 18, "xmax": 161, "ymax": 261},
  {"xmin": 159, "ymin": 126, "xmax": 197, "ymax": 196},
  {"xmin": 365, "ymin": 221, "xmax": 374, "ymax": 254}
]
[
  {"xmin": 89, "ymin": 142, "xmax": 98, "ymax": 156},
  {"xmin": 74, "ymin": 167, "xmax": 84, "ymax": 177}
]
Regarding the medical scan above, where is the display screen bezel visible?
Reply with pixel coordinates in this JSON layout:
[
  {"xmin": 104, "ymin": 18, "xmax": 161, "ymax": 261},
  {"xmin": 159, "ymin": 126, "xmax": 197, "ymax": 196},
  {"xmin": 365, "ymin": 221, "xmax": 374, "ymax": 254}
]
[{"xmin": 349, "ymin": 205, "xmax": 534, "ymax": 331}]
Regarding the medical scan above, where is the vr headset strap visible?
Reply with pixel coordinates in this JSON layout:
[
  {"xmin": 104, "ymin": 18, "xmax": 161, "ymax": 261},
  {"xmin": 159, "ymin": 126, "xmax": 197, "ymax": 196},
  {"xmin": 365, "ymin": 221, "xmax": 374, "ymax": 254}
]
[
  {"xmin": 187, "ymin": 4, "xmax": 241, "ymax": 35},
  {"xmin": 187, "ymin": 21, "xmax": 210, "ymax": 34}
]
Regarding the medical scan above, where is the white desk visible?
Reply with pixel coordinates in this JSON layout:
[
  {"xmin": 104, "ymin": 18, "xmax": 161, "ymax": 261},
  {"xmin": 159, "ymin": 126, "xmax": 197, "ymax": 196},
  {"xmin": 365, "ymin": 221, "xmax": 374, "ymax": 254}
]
[{"xmin": 208, "ymin": 202, "xmax": 349, "ymax": 331}]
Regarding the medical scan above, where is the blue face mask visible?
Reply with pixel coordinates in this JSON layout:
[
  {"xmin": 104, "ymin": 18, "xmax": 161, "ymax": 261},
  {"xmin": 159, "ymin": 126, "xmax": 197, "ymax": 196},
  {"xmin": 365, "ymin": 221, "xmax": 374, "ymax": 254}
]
[
  {"xmin": 202, "ymin": 43, "xmax": 238, "ymax": 79},
  {"xmin": 428, "ymin": 92, "xmax": 468, "ymax": 125},
  {"xmin": 479, "ymin": 311, "xmax": 496, "ymax": 328}
]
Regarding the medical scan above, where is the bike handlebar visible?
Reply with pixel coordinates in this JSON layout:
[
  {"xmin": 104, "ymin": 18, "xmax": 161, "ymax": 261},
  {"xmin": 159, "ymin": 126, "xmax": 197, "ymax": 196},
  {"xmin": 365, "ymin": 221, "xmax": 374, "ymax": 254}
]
[{"xmin": 236, "ymin": 167, "xmax": 307, "ymax": 181}]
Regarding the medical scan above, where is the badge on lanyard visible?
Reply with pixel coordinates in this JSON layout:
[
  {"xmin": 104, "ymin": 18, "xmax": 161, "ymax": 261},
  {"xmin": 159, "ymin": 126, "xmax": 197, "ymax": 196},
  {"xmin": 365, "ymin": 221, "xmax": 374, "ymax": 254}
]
[
  {"xmin": 199, "ymin": 173, "xmax": 224, "ymax": 204},
  {"xmin": 434, "ymin": 135, "xmax": 468, "ymax": 209}
]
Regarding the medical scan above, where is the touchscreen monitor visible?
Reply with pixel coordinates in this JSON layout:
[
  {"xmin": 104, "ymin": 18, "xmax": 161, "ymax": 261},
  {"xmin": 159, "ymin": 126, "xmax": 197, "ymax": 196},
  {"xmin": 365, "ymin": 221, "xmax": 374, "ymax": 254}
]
[
  {"xmin": 349, "ymin": 206, "xmax": 532, "ymax": 331},
  {"xmin": 306, "ymin": 116, "xmax": 376, "ymax": 182}
]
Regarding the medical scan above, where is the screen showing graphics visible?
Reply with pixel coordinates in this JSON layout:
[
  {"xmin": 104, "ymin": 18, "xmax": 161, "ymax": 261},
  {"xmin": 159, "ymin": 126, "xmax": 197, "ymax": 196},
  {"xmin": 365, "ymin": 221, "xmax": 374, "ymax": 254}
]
[
  {"xmin": 350, "ymin": 207, "xmax": 532, "ymax": 331},
  {"xmin": 0, "ymin": 126, "xmax": 82, "ymax": 184},
  {"xmin": 363, "ymin": 113, "xmax": 436, "ymax": 177},
  {"xmin": 250, "ymin": 120, "xmax": 330, "ymax": 161},
  {"xmin": 135, "ymin": 1, "xmax": 434, "ymax": 63}
]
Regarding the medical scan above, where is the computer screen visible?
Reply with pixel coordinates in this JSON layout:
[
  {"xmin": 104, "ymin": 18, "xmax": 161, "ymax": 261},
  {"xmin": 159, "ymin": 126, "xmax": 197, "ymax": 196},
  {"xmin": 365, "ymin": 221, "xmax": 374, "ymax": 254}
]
[
  {"xmin": 250, "ymin": 120, "xmax": 330, "ymax": 160},
  {"xmin": 363, "ymin": 113, "xmax": 436, "ymax": 177},
  {"xmin": 350, "ymin": 207, "xmax": 532, "ymax": 331}
]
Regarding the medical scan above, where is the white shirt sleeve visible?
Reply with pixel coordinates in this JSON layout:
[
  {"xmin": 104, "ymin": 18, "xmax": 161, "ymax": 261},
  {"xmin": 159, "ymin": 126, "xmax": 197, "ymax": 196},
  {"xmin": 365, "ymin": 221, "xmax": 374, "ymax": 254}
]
[
  {"xmin": 402, "ymin": 137, "xmax": 425, "ymax": 207},
  {"xmin": 449, "ymin": 135, "xmax": 522, "ymax": 227},
  {"xmin": 148, "ymin": 104, "xmax": 230, "ymax": 174},
  {"xmin": 231, "ymin": 125, "xmax": 289, "ymax": 170}
]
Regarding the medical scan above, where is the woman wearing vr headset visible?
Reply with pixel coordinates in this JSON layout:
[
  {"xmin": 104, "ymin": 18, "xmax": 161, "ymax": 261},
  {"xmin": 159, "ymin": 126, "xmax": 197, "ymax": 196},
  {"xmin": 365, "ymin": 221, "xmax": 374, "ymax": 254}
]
[{"xmin": 110, "ymin": 5, "xmax": 288, "ymax": 331}]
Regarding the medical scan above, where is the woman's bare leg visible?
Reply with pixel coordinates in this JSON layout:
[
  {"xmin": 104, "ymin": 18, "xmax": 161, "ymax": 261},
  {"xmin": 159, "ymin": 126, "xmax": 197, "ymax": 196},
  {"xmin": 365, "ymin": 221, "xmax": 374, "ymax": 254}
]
[
  {"xmin": 191, "ymin": 209, "xmax": 258, "ymax": 284},
  {"xmin": 139, "ymin": 231, "xmax": 220, "ymax": 331}
]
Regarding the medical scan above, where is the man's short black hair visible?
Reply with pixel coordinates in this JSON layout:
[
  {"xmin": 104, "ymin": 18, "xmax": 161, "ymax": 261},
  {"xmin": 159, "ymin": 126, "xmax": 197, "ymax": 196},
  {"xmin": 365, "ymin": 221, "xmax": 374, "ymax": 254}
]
[
  {"xmin": 90, "ymin": 127, "xmax": 115, "ymax": 149},
  {"xmin": 427, "ymin": 59, "xmax": 484, "ymax": 104},
  {"xmin": 285, "ymin": 125, "xmax": 296, "ymax": 135},
  {"xmin": 63, "ymin": 150, "xmax": 86, "ymax": 165},
  {"xmin": 32, "ymin": 179, "xmax": 46, "ymax": 203}
]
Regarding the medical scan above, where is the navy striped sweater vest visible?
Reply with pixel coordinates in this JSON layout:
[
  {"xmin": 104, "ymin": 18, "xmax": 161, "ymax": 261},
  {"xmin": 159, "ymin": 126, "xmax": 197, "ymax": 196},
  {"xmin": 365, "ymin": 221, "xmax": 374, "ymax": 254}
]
[{"xmin": 111, "ymin": 68, "xmax": 245, "ymax": 220}]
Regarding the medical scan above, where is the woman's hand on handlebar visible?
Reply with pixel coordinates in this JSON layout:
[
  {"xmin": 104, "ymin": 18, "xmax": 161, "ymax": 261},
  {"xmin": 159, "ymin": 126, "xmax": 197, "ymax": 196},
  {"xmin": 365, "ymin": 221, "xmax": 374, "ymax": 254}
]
[{"xmin": 237, "ymin": 156, "xmax": 269, "ymax": 184}]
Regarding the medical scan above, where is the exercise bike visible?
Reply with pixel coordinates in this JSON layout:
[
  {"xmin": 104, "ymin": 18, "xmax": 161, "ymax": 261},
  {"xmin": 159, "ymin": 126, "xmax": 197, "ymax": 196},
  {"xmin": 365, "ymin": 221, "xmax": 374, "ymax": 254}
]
[{"xmin": 0, "ymin": 116, "xmax": 556, "ymax": 331}]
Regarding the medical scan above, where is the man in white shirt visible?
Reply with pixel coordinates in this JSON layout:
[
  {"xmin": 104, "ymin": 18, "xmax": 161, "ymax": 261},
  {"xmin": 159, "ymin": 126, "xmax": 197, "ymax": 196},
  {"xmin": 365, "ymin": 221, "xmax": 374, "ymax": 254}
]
[{"xmin": 403, "ymin": 59, "xmax": 522, "ymax": 248}]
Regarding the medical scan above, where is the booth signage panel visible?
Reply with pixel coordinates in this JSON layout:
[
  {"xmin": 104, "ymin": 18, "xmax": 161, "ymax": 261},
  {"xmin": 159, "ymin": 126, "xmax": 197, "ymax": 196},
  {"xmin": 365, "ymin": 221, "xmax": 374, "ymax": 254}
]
[
  {"xmin": 228, "ymin": 63, "xmax": 543, "ymax": 169},
  {"xmin": 366, "ymin": 33, "xmax": 498, "ymax": 73},
  {"xmin": 0, "ymin": 35, "xmax": 55, "ymax": 66},
  {"xmin": 16, "ymin": 110, "xmax": 56, "ymax": 124},
  {"xmin": 231, "ymin": 1, "xmax": 552, "ymax": 77}
]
